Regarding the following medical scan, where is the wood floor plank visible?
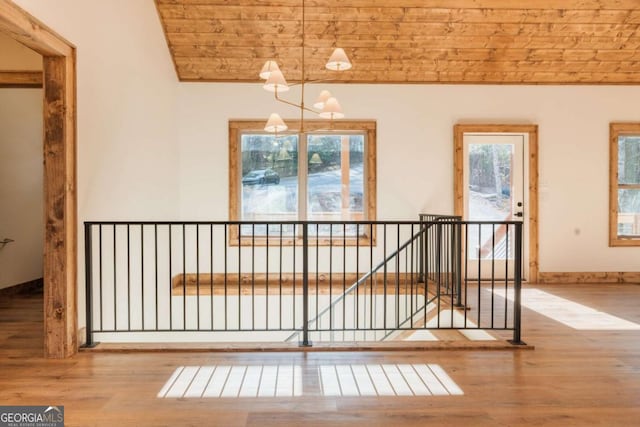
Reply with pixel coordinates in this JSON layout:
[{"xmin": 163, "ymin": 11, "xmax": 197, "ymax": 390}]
[{"xmin": 1, "ymin": 284, "xmax": 640, "ymax": 426}]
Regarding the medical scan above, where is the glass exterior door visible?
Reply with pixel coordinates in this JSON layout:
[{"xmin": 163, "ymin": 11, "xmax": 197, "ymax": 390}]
[{"xmin": 463, "ymin": 134, "xmax": 526, "ymax": 280}]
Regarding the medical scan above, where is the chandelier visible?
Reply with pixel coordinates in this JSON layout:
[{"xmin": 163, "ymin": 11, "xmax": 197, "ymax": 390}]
[{"xmin": 258, "ymin": 0, "xmax": 352, "ymax": 133}]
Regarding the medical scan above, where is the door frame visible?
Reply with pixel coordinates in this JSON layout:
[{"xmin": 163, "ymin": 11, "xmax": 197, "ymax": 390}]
[
  {"xmin": 0, "ymin": 0, "xmax": 77, "ymax": 358},
  {"xmin": 454, "ymin": 124, "xmax": 539, "ymax": 283}
]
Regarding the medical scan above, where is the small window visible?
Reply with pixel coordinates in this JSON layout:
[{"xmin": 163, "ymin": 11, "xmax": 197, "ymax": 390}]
[
  {"xmin": 609, "ymin": 123, "xmax": 640, "ymax": 246},
  {"xmin": 229, "ymin": 120, "xmax": 376, "ymax": 245}
]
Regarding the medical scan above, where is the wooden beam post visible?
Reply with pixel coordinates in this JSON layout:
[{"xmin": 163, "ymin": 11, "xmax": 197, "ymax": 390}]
[
  {"xmin": 43, "ymin": 53, "xmax": 77, "ymax": 358},
  {"xmin": 0, "ymin": 0, "xmax": 78, "ymax": 358}
]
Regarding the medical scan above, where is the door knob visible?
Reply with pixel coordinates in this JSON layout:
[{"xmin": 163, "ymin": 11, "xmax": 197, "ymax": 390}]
[{"xmin": 514, "ymin": 212, "xmax": 523, "ymax": 217}]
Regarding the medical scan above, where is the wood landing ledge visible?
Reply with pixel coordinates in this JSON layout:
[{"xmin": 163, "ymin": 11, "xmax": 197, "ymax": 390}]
[{"xmin": 81, "ymin": 340, "xmax": 533, "ymax": 353}]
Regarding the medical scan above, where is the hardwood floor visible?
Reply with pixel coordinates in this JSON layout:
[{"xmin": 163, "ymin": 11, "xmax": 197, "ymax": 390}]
[{"xmin": 1, "ymin": 284, "xmax": 640, "ymax": 426}]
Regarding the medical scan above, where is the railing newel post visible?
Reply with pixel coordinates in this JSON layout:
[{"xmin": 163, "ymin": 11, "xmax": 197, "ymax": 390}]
[
  {"xmin": 455, "ymin": 218, "xmax": 463, "ymax": 307},
  {"xmin": 301, "ymin": 222, "xmax": 312, "ymax": 347},
  {"xmin": 510, "ymin": 221, "xmax": 525, "ymax": 346},
  {"xmin": 83, "ymin": 223, "xmax": 97, "ymax": 348},
  {"xmin": 418, "ymin": 215, "xmax": 425, "ymax": 283}
]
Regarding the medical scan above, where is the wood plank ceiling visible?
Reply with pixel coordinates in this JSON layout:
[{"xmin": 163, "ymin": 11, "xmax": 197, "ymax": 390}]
[{"xmin": 156, "ymin": 0, "xmax": 640, "ymax": 84}]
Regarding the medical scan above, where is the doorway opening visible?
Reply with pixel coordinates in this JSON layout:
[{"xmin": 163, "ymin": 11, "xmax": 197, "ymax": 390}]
[
  {"xmin": 454, "ymin": 124, "xmax": 539, "ymax": 283},
  {"xmin": 0, "ymin": 36, "xmax": 44, "ymax": 350}
]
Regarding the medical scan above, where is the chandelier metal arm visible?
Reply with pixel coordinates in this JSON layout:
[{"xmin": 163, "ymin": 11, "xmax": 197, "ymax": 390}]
[
  {"xmin": 274, "ymin": 91, "xmax": 318, "ymax": 114},
  {"xmin": 284, "ymin": 77, "xmax": 335, "ymax": 88}
]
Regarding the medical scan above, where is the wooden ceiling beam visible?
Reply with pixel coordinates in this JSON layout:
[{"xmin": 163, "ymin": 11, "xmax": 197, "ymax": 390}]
[
  {"xmin": 177, "ymin": 69, "xmax": 640, "ymax": 84},
  {"xmin": 166, "ymin": 32, "xmax": 640, "ymax": 50},
  {"xmin": 156, "ymin": 0, "xmax": 640, "ymax": 10},
  {"xmin": 176, "ymin": 57, "xmax": 640, "ymax": 73},
  {"xmin": 0, "ymin": 0, "xmax": 73, "ymax": 56},
  {"xmin": 169, "ymin": 46, "xmax": 640, "ymax": 62},
  {"xmin": 158, "ymin": 5, "xmax": 640, "ymax": 25},
  {"xmin": 162, "ymin": 19, "xmax": 640, "ymax": 38}
]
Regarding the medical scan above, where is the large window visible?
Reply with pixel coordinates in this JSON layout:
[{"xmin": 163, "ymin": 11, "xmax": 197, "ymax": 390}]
[
  {"xmin": 610, "ymin": 123, "xmax": 640, "ymax": 246},
  {"xmin": 229, "ymin": 120, "xmax": 376, "ymax": 244}
]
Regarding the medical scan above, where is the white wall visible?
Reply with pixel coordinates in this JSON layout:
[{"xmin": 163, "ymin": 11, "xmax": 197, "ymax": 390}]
[
  {"xmin": 0, "ymin": 33, "xmax": 41, "ymax": 70},
  {"xmin": 178, "ymin": 83, "xmax": 640, "ymax": 272},
  {"xmin": 10, "ymin": 0, "xmax": 640, "ymax": 331},
  {"xmin": 14, "ymin": 0, "xmax": 179, "ymax": 329},
  {"xmin": 0, "ymin": 89, "xmax": 43, "ymax": 289},
  {"xmin": 14, "ymin": 0, "xmax": 180, "ymax": 222}
]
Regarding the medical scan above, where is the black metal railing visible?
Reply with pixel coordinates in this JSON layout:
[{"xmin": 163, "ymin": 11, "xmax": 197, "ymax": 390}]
[{"xmin": 83, "ymin": 218, "xmax": 524, "ymax": 347}]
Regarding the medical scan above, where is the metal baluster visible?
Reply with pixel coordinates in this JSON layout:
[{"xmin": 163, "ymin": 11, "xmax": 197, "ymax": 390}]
[
  {"xmin": 316, "ymin": 224, "xmax": 319, "ymax": 332},
  {"xmin": 224, "ymin": 225, "xmax": 228, "ymax": 331},
  {"xmin": 214, "ymin": 223, "xmax": 216, "ymax": 331},
  {"xmin": 279, "ymin": 224, "xmax": 283, "ymax": 330},
  {"xmin": 155, "ymin": 224, "xmax": 158, "ymax": 331},
  {"xmin": 251, "ymin": 223, "xmax": 255, "ymax": 331},
  {"xmin": 504, "ymin": 224, "xmax": 510, "ymax": 329},
  {"xmin": 436, "ymin": 223, "xmax": 441, "ymax": 329},
  {"xmin": 356, "ymin": 224, "xmax": 360, "ymax": 330},
  {"xmin": 169, "ymin": 225, "xmax": 172, "ymax": 330},
  {"xmin": 293, "ymin": 223, "xmax": 296, "ymax": 333},
  {"xmin": 238, "ymin": 224, "xmax": 241, "ymax": 331},
  {"xmin": 383, "ymin": 224, "xmax": 387, "ymax": 332},
  {"xmin": 410, "ymin": 223, "xmax": 414, "ymax": 328},
  {"xmin": 477, "ymin": 223, "xmax": 481, "ymax": 327},
  {"xmin": 113, "ymin": 225, "xmax": 117, "ymax": 331},
  {"xmin": 343, "ymin": 223, "xmax": 346, "ymax": 334},
  {"xmin": 84, "ymin": 224, "xmax": 95, "ymax": 347},
  {"xmin": 266, "ymin": 223, "xmax": 269, "ymax": 331},
  {"xmin": 141, "ymin": 225, "xmax": 144, "ymax": 331},
  {"xmin": 182, "ymin": 224, "xmax": 186, "ymax": 330},
  {"xmin": 196, "ymin": 224, "xmax": 200, "ymax": 330},
  {"xmin": 491, "ymin": 223, "xmax": 496, "ymax": 329},
  {"xmin": 301, "ymin": 223, "xmax": 311, "ymax": 346},
  {"xmin": 99, "ymin": 225, "xmax": 103, "ymax": 332},
  {"xmin": 329, "ymin": 224, "xmax": 333, "ymax": 332},
  {"xmin": 396, "ymin": 224, "xmax": 400, "ymax": 329},
  {"xmin": 127, "ymin": 224, "xmax": 131, "ymax": 331},
  {"xmin": 370, "ymin": 223, "xmax": 374, "ymax": 331}
]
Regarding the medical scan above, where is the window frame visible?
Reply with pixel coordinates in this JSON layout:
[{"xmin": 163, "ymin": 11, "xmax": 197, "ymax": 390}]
[
  {"xmin": 229, "ymin": 119, "xmax": 377, "ymax": 246},
  {"xmin": 609, "ymin": 123, "xmax": 640, "ymax": 247}
]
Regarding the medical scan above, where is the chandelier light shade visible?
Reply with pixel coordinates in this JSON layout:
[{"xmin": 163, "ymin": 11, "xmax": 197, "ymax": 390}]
[
  {"xmin": 313, "ymin": 90, "xmax": 332, "ymax": 109},
  {"xmin": 319, "ymin": 97, "xmax": 344, "ymax": 119},
  {"xmin": 259, "ymin": 60, "xmax": 281, "ymax": 80},
  {"xmin": 326, "ymin": 48, "xmax": 352, "ymax": 71},
  {"xmin": 263, "ymin": 69, "xmax": 290, "ymax": 92},
  {"xmin": 264, "ymin": 113, "xmax": 288, "ymax": 132}
]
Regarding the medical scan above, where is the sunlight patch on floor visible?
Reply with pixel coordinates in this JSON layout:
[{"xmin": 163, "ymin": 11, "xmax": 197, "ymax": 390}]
[
  {"xmin": 404, "ymin": 330, "xmax": 439, "ymax": 341},
  {"xmin": 493, "ymin": 288, "xmax": 640, "ymax": 330},
  {"xmin": 319, "ymin": 363, "xmax": 463, "ymax": 397},
  {"xmin": 410, "ymin": 310, "xmax": 497, "ymax": 341},
  {"xmin": 158, "ymin": 365, "xmax": 302, "ymax": 398},
  {"xmin": 158, "ymin": 363, "xmax": 463, "ymax": 398}
]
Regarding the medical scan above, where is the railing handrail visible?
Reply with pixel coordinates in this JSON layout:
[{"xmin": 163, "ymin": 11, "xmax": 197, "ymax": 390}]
[{"xmin": 84, "ymin": 219, "xmax": 522, "ymax": 226}]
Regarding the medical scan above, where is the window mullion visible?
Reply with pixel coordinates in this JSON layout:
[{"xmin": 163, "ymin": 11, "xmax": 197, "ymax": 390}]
[{"xmin": 299, "ymin": 131, "xmax": 308, "ymax": 225}]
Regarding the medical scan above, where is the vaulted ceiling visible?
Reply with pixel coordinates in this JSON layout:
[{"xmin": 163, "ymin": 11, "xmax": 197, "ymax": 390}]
[{"xmin": 156, "ymin": 0, "xmax": 640, "ymax": 84}]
